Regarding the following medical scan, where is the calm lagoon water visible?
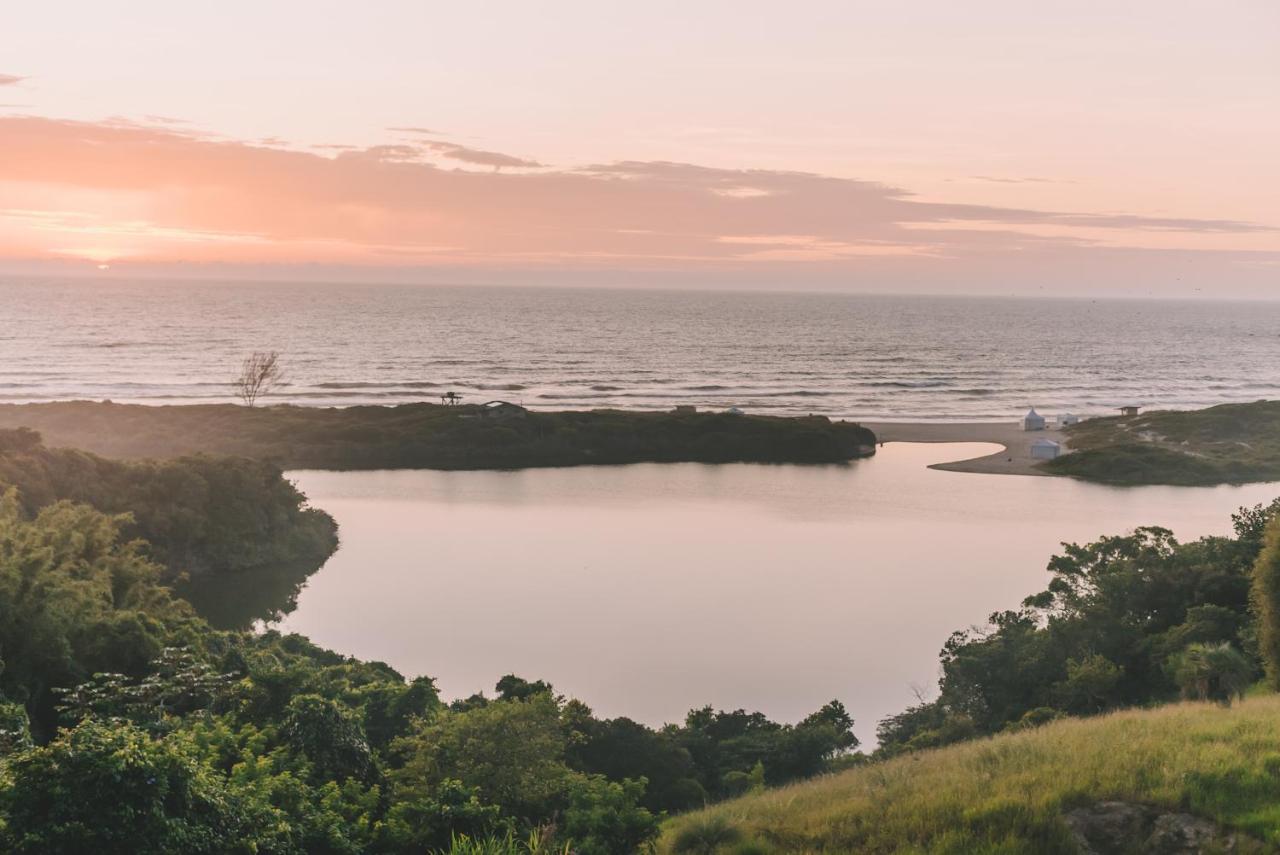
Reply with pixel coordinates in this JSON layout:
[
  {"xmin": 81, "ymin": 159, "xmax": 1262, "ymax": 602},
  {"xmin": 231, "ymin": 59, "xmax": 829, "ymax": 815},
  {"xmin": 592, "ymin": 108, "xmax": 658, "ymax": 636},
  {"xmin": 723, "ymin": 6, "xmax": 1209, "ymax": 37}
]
[{"xmin": 278, "ymin": 443, "xmax": 1280, "ymax": 745}]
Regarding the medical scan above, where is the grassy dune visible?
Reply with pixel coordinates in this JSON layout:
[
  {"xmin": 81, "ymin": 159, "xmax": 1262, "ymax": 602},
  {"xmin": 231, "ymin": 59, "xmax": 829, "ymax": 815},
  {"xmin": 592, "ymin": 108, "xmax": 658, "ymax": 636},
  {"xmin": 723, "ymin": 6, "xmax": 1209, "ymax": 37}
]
[
  {"xmin": 659, "ymin": 696, "xmax": 1280, "ymax": 854},
  {"xmin": 1047, "ymin": 400, "xmax": 1280, "ymax": 486}
]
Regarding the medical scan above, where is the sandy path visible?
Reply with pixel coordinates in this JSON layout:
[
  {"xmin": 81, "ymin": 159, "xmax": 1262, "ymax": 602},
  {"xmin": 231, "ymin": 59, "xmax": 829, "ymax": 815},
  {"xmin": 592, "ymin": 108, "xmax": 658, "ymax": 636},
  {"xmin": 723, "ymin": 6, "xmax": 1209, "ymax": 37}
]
[{"xmin": 859, "ymin": 422, "xmax": 1068, "ymax": 476}]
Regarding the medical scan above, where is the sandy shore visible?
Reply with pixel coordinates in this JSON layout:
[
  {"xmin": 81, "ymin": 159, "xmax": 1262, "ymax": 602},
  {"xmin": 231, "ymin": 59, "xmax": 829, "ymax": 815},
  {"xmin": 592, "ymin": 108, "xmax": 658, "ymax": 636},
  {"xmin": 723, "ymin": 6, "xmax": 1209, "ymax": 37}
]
[{"xmin": 860, "ymin": 421, "xmax": 1068, "ymax": 476}]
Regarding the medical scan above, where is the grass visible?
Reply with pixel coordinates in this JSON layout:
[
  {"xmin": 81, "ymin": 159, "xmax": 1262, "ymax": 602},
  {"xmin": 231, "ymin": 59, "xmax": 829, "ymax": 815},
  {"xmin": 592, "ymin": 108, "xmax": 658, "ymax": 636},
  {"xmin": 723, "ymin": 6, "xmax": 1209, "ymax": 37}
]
[
  {"xmin": 0, "ymin": 401, "xmax": 877, "ymax": 471},
  {"xmin": 658, "ymin": 696, "xmax": 1280, "ymax": 854},
  {"xmin": 1046, "ymin": 400, "xmax": 1280, "ymax": 486}
]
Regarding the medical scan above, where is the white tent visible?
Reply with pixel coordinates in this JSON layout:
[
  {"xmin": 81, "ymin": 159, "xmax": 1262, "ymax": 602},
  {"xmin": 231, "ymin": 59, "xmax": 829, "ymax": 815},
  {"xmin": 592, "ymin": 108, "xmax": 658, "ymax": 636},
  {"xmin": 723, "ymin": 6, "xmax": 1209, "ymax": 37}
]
[
  {"xmin": 1031, "ymin": 438, "xmax": 1062, "ymax": 459},
  {"xmin": 1022, "ymin": 408, "xmax": 1046, "ymax": 431},
  {"xmin": 1059, "ymin": 413, "xmax": 1080, "ymax": 426}
]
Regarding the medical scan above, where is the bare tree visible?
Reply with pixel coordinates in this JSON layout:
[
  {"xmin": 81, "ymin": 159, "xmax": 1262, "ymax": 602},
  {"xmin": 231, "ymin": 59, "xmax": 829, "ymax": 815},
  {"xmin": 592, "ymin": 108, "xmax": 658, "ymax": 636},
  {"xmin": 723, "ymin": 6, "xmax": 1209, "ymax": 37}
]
[{"xmin": 233, "ymin": 351, "xmax": 285, "ymax": 407}]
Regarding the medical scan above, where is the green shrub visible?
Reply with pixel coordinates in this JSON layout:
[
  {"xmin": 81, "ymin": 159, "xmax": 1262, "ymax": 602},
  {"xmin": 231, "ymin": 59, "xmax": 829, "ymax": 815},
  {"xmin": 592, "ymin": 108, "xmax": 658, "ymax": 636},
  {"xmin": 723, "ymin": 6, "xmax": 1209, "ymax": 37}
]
[
  {"xmin": 1170, "ymin": 642, "xmax": 1254, "ymax": 705},
  {"xmin": 1252, "ymin": 517, "xmax": 1280, "ymax": 689},
  {"xmin": 671, "ymin": 815, "xmax": 744, "ymax": 854}
]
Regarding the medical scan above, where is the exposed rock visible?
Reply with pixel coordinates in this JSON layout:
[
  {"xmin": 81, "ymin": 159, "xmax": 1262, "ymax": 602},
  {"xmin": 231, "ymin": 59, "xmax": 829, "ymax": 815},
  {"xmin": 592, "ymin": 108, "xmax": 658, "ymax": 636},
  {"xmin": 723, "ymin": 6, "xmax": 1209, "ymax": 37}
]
[{"xmin": 1063, "ymin": 800, "xmax": 1265, "ymax": 854}]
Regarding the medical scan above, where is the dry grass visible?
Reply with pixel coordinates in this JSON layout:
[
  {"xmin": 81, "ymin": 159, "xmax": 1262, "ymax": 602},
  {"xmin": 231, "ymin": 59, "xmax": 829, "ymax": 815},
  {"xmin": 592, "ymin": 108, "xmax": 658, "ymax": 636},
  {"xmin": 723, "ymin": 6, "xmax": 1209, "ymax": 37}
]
[{"xmin": 659, "ymin": 696, "xmax": 1280, "ymax": 854}]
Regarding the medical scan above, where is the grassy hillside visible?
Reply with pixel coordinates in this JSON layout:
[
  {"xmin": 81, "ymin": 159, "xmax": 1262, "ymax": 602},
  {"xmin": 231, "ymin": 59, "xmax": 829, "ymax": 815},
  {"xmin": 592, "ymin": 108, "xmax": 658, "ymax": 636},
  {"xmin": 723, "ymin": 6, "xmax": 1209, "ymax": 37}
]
[
  {"xmin": 1046, "ymin": 400, "xmax": 1280, "ymax": 485},
  {"xmin": 659, "ymin": 697, "xmax": 1280, "ymax": 854},
  {"xmin": 0, "ymin": 401, "xmax": 877, "ymax": 470}
]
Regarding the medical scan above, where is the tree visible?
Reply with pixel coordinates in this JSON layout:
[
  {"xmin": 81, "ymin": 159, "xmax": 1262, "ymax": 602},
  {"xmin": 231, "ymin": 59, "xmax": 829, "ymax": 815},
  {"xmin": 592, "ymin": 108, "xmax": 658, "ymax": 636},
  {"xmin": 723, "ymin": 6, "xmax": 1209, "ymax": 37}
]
[
  {"xmin": 1252, "ymin": 516, "xmax": 1280, "ymax": 689},
  {"xmin": 233, "ymin": 350, "xmax": 284, "ymax": 407},
  {"xmin": 390, "ymin": 693, "xmax": 571, "ymax": 822},
  {"xmin": 281, "ymin": 693, "xmax": 375, "ymax": 783},
  {"xmin": 1170, "ymin": 642, "xmax": 1254, "ymax": 705},
  {"xmin": 0, "ymin": 719, "xmax": 286, "ymax": 854}
]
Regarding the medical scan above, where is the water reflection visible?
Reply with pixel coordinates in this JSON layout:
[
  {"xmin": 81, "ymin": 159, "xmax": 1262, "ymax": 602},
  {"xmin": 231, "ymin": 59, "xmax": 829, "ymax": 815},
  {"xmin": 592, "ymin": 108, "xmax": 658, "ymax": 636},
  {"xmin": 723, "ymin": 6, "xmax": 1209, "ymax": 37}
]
[
  {"xmin": 274, "ymin": 443, "xmax": 1280, "ymax": 744},
  {"xmin": 176, "ymin": 559, "xmax": 320, "ymax": 630}
]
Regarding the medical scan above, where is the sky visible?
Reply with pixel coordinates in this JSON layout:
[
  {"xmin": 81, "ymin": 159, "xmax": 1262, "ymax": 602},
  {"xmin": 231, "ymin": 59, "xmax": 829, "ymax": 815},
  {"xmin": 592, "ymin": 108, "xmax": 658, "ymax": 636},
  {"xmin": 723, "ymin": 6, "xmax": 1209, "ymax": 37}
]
[{"xmin": 2, "ymin": 1, "xmax": 1278, "ymax": 296}]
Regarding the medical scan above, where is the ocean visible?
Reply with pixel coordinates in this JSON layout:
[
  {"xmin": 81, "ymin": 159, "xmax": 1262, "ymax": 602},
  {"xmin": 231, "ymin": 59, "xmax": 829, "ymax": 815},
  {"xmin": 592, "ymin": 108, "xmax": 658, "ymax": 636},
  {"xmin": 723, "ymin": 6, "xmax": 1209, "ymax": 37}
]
[{"xmin": 3, "ymin": 277, "xmax": 1280, "ymax": 420}]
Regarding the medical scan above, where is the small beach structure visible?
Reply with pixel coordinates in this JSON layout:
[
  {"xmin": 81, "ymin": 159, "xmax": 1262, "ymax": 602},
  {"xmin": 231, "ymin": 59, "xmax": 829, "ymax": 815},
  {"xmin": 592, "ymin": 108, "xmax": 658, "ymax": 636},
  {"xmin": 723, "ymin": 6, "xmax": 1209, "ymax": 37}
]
[
  {"xmin": 441, "ymin": 391, "xmax": 462, "ymax": 406},
  {"xmin": 1031, "ymin": 438, "xmax": 1062, "ymax": 460},
  {"xmin": 479, "ymin": 400, "xmax": 528, "ymax": 420},
  {"xmin": 725, "ymin": 406, "xmax": 744, "ymax": 415},
  {"xmin": 1059, "ymin": 413, "xmax": 1080, "ymax": 427},
  {"xmin": 1022, "ymin": 408, "xmax": 1046, "ymax": 431},
  {"xmin": 1119, "ymin": 405, "xmax": 1141, "ymax": 417}
]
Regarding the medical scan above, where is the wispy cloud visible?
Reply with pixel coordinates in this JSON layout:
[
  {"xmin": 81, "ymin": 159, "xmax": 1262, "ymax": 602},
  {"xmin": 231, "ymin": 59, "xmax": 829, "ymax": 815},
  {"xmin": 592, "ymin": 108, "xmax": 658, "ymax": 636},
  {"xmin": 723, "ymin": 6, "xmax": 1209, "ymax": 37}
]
[
  {"xmin": 970, "ymin": 175, "xmax": 1059, "ymax": 184},
  {"xmin": 417, "ymin": 139, "xmax": 543, "ymax": 169},
  {"xmin": 388, "ymin": 126, "xmax": 446, "ymax": 136}
]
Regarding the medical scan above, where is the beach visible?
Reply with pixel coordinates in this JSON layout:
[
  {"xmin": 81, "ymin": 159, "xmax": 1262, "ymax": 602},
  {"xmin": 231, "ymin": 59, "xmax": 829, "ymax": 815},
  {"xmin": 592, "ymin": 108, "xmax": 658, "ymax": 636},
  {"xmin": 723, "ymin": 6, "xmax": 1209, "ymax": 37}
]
[{"xmin": 862, "ymin": 421, "xmax": 1067, "ymax": 476}]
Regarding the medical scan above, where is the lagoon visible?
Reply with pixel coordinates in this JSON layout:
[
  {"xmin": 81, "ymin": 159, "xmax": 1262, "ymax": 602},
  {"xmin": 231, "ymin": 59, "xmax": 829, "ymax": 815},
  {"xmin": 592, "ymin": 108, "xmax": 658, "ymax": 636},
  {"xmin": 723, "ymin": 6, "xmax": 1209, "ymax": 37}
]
[{"xmin": 277, "ymin": 443, "xmax": 1280, "ymax": 745}]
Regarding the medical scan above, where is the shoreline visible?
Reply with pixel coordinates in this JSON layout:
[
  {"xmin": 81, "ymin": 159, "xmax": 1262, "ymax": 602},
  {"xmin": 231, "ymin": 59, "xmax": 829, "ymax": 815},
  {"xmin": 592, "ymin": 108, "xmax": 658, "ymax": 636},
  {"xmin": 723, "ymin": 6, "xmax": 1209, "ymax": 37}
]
[{"xmin": 861, "ymin": 421, "xmax": 1067, "ymax": 477}]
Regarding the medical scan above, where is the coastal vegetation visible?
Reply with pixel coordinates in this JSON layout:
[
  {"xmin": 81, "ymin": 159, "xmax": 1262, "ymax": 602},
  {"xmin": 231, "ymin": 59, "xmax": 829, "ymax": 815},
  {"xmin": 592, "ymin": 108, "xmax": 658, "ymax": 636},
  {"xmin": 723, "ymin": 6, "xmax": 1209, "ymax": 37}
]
[
  {"xmin": 1047, "ymin": 400, "xmax": 1280, "ymax": 485},
  {"xmin": 4, "ymin": 417, "xmax": 1280, "ymax": 851},
  {"xmin": 874, "ymin": 498, "xmax": 1278, "ymax": 752},
  {"xmin": 658, "ymin": 696, "xmax": 1280, "ymax": 853},
  {"xmin": 0, "ymin": 401, "xmax": 878, "ymax": 471},
  {"xmin": 0, "ymin": 427, "xmax": 337, "ymax": 579},
  {"xmin": 0, "ymin": 460, "xmax": 857, "ymax": 853}
]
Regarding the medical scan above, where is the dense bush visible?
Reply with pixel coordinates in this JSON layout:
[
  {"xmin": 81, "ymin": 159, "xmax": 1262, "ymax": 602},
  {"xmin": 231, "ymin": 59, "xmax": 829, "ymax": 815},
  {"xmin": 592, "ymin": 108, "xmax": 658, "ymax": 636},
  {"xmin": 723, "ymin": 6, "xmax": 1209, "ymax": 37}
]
[
  {"xmin": 0, "ymin": 401, "xmax": 878, "ymax": 471},
  {"xmin": 878, "ymin": 499, "xmax": 1280, "ymax": 753},
  {"xmin": 0, "ymin": 428, "xmax": 337, "ymax": 578}
]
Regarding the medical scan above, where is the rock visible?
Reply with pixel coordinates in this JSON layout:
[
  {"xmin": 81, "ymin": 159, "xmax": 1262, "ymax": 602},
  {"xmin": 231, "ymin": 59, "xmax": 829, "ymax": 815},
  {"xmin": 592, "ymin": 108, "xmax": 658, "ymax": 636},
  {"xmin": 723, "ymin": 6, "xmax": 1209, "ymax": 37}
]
[{"xmin": 1062, "ymin": 800, "xmax": 1257, "ymax": 854}]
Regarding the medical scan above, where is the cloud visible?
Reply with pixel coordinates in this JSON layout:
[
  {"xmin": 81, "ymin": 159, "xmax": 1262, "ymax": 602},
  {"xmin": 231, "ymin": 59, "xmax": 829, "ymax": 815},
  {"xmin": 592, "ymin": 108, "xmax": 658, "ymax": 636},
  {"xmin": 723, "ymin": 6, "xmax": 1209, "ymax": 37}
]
[
  {"xmin": 417, "ymin": 139, "xmax": 543, "ymax": 169},
  {"xmin": 0, "ymin": 116, "xmax": 1272, "ymax": 279},
  {"xmin": 0, "ymin": 74, "xmax": 25, "ymax": 86},
  {"xmin": 970, "ymin": 175, "xmax": 1058, "ymax": 184},
  {"xmin": 388, "ymin": 126, "xmax": 446, "ymax": 135}
]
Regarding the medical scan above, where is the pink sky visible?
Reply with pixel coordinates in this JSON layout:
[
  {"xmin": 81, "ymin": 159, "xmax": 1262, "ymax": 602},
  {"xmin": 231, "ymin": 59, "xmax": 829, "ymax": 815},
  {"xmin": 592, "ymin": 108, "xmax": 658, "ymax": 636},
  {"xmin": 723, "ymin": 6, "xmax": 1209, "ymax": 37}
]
[{"xmin": 2, "ymin": 2, "xmax": 1277, "ymax": 295}]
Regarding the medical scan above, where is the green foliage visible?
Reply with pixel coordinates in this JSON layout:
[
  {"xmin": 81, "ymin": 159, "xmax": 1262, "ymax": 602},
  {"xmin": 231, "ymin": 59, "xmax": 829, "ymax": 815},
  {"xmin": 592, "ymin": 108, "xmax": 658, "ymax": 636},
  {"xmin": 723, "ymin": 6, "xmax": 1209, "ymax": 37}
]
[
  {"xmin": 675, "ymin": 701, "xmax": 859, "ymax": 797},
  {"xmin": 392, "ymin": 692, "xmax": 572, "ymax": 822},
  {"xmin": 1170, "ymin": 642, "xmax": 1254, "ymax": 705},
  {"xmin": 568, "ymin": 713, "xmax": 705, "ymax": 812},
  {"xmin": 281, "ymin": 693, "xmax": 375, "ymax": 783},
  {"xmin": 1053, "ymin": 654, "xmax": 1122, "ymax": 714},
  {"xmin": 0, "ymin": 718, "xmax": 287, "ymax": 855},
  {"xmin": 881, "ymin": 508, "xmax": 1274, "ymax": 751},
  {"xmin": 55, "ymin": 646, "xmax": 238, "ymax": 730},
  {"xmin": 561, "ymin": 774, "xmax": 660, "ymax": 855},
  {"xmin": 1252, "ymin": 516, "xmax": 1280, "ymax": 689},
  {"xmin": 433, "ymin": 830, "xmax": 570, "ymax": 855},
  {"xmin": 1047, "ymin": 400, "xmax": 1280, "ymax": 486},
  {"xmin": 661, "ymin": 697, "xmax": 1280, "ymax": 854},
  {"xmin": 0, "ymin": 400, "xmax": 878, "ymax": 471},
  {"xmin": 0, "ymin": 428, "xmax": 337, "ymax": 580},
  {"xmin": 0, "ymin": 490, "xmax": 203, "ymax": 736},
  {"xmin": 495, "ymin": 674, "xmax": 555, "ymax": 702},
  {"xmin": 0, "ymin": 698, "xmax": 31, "ymax": 754},
  {"xmin": 670, "ymin": 815, "xmax": 743, "ymax": 854},
  {"xmin": 379, "ymin": 779, "xmax": 507, "ymax": 853}
]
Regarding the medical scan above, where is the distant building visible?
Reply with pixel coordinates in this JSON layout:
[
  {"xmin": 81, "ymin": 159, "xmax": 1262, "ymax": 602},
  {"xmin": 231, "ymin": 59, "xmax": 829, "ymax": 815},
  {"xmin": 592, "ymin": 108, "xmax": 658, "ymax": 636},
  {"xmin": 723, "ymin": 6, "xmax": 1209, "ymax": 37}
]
[
  {"xmin": 479, "ymin": 401, "xmax": 528, "ymax": 420},
  {"xmin": 1022, "ymin": 408, "xmax": 1046, "ymax": 431},
  {"xmin": 673, "ymin": 405, "xmax": 697, "ymax": 414},
  {"xmin": 1058, "ymin": 413, "xmax": 1080, "ymax": 427},
  {"xmin": 1119, "ymin": 406, "xmax": 1141, "ymax": 417},
  {"xmin": 1031, "ymin": 438, "xmax": 1062, "ymax": 460}
]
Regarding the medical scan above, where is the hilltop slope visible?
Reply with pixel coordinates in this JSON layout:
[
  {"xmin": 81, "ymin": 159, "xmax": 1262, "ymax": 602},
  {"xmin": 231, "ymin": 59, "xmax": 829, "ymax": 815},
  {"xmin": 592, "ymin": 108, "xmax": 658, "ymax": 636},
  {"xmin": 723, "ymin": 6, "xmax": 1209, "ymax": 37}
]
[
  {"xmin": 1046, "ymin": 400, "xmax": 1280, "ymax": 486},
  {"xmin": 659, "ymin": 697, "xmax": 1280, "ymax": 854}
]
